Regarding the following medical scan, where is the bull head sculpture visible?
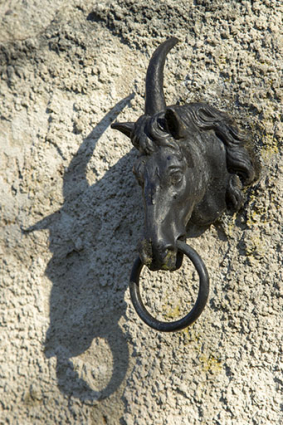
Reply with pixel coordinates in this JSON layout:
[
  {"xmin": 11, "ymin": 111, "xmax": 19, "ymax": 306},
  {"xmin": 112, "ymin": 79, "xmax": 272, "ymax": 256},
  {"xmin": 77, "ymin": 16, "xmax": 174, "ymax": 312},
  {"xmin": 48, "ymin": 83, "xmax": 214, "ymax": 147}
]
[{"xmin": 112, "ymin": 37, "xmax": 256, "ymax": 332}]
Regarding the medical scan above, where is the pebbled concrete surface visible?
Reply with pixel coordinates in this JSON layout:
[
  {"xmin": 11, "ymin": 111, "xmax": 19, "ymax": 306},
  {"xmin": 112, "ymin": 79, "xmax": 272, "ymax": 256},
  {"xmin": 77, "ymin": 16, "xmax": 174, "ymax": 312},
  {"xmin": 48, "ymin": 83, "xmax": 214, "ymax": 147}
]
[{"xmin": 0, "ymin": 1, "xmax": 282, "ymax": 424}]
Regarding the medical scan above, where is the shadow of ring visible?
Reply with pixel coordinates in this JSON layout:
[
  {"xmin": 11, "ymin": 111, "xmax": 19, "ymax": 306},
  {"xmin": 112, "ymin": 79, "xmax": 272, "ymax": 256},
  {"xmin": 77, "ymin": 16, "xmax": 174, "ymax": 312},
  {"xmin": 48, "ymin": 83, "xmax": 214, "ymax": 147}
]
[{"xmin": 129, "ymin": 240, "xmax": 210, "ymax": 332}]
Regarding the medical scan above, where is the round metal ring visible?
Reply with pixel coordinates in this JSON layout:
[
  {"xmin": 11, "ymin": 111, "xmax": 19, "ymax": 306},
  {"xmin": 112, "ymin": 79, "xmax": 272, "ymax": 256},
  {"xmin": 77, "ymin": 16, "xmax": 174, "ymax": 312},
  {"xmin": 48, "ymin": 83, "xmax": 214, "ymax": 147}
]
[{"xmin": 129, "ymin": 240, "xmax": 209, "ymax": 332}]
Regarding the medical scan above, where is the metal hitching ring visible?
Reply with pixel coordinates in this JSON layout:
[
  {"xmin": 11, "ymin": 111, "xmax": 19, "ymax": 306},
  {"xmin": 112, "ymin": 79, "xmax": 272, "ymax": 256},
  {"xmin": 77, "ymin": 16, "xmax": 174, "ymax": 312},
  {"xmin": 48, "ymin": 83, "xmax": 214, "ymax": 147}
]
[{"xmin": 129, "ymin": 240, "xmax": 209, "ymax": 332}]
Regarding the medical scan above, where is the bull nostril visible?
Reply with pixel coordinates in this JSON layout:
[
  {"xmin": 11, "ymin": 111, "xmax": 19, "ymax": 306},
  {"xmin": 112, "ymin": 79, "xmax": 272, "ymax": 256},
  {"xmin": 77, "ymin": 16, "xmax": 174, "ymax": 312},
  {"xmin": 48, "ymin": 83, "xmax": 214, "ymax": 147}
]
[
  {"xmin": 164, "ymin": 244, "xmax": 175, "ymax": 252},
  {"xmin": 164, "ymin": 235, "xmax": 186, "ymax": 252},
  {"xmin": 138, "ymin": 239, "xmax": 153, "ymax": 267}
]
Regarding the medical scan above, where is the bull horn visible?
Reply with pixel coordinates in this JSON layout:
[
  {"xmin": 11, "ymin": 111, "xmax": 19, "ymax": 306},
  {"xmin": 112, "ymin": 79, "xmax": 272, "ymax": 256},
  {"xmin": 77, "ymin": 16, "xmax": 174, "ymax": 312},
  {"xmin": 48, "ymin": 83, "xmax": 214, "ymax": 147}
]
[
  {"xmin": 111, "ymin": 122, "xmax": 135, "ymax": 138},
  {"xmin": 145, "ymin": 37, "xmax": 179, "ymax": 116}
]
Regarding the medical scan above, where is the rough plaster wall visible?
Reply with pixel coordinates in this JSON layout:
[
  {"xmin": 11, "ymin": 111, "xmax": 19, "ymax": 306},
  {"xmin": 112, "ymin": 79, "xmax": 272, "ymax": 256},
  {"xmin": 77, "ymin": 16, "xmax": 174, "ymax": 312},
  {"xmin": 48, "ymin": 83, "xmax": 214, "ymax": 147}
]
[{"xmin": 0, "ymin": 0, "xmax": 282, "ymax": 424}]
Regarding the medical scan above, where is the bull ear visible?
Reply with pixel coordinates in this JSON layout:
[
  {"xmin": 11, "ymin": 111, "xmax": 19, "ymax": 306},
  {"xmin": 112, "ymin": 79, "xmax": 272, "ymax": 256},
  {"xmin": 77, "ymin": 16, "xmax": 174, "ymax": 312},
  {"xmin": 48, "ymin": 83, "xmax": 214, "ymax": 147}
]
[
  {"xmin": 111, "ymin": 122, "xmax": 135, "ymax": 138},
  {"xmin": 165, "ymin": 107, "xmax": 186, "ymax": 139}
]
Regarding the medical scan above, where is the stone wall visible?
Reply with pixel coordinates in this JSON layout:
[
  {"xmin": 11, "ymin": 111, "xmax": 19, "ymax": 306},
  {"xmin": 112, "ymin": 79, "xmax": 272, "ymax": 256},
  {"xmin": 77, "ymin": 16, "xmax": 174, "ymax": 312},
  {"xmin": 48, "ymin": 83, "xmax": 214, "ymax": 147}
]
[{"xmin": 0, "ymin": 1, "xmax": 282, "ymax": 424}]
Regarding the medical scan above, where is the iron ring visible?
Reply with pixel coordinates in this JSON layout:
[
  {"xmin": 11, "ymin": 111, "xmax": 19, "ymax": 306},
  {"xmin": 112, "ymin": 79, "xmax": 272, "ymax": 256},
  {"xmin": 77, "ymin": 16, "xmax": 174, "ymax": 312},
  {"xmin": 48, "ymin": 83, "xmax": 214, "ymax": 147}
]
[{"xmin": 129, "ymin": 240, "xmax": 209, "ymax": 332}]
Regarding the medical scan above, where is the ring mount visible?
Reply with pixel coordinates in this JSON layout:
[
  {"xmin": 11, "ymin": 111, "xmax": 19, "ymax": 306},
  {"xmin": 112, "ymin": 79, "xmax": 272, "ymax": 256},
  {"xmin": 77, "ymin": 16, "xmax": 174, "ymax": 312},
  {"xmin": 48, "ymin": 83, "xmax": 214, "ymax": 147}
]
[{"xmin": 129, "ymin": 240, "xmax": 209, "ymax": 332}]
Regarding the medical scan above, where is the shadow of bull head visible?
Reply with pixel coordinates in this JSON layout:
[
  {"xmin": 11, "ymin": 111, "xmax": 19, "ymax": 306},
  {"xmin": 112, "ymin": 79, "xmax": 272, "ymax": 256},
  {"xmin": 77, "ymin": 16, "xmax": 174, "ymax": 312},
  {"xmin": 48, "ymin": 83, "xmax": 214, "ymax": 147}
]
[{"xmin": 112, "ymin": 37, "xmax": 257, "ymax": 331}]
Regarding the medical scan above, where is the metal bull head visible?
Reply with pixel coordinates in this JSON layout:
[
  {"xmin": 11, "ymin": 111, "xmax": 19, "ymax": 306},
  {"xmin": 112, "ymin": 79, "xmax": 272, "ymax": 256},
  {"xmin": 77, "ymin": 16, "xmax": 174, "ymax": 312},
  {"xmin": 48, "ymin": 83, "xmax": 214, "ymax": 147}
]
[{"xmin": 111, "ymin": 37, "xmax": 256, "ymax": 332}]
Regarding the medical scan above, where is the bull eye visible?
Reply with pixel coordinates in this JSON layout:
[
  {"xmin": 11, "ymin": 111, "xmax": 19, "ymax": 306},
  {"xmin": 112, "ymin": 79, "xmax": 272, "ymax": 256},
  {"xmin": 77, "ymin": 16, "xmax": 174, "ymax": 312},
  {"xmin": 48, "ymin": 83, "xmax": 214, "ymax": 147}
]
[{"xmin": 169, "ymin": 170, "xmax": 183, "ymax": 186}]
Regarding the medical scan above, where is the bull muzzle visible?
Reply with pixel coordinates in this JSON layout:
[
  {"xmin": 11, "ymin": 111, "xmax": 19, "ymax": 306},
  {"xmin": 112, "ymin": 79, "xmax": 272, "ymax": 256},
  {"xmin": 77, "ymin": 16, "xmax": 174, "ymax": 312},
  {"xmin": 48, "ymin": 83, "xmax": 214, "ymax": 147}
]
[{"xmin": 138, "ymin": 237, "xmax": 185, "ymax": 271}]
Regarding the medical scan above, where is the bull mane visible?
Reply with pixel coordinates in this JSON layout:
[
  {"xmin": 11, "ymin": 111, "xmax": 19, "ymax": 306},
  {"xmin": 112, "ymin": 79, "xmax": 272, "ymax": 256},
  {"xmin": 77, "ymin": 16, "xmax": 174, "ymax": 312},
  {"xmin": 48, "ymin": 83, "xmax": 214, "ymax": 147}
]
[{"xmin": 182, "ymin": 103, "xmax": 255, "ymax": 184}]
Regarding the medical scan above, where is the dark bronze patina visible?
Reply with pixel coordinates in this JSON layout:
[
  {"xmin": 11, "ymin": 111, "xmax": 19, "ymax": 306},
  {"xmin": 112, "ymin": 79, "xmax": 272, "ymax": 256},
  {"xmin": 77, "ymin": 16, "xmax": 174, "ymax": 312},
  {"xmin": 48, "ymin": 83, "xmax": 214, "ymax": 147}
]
[{"xmin": 112, "ymin": 37, "xmax": 256, "ymax": 332}]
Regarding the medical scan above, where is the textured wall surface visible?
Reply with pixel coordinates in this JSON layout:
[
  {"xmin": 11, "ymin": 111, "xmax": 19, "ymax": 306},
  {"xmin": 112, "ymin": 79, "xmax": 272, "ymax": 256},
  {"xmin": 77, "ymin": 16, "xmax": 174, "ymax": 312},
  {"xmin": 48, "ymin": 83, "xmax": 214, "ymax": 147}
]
[{"xmin": 0, "ymin": 1, "xmax": 282, "ymax": 424}]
